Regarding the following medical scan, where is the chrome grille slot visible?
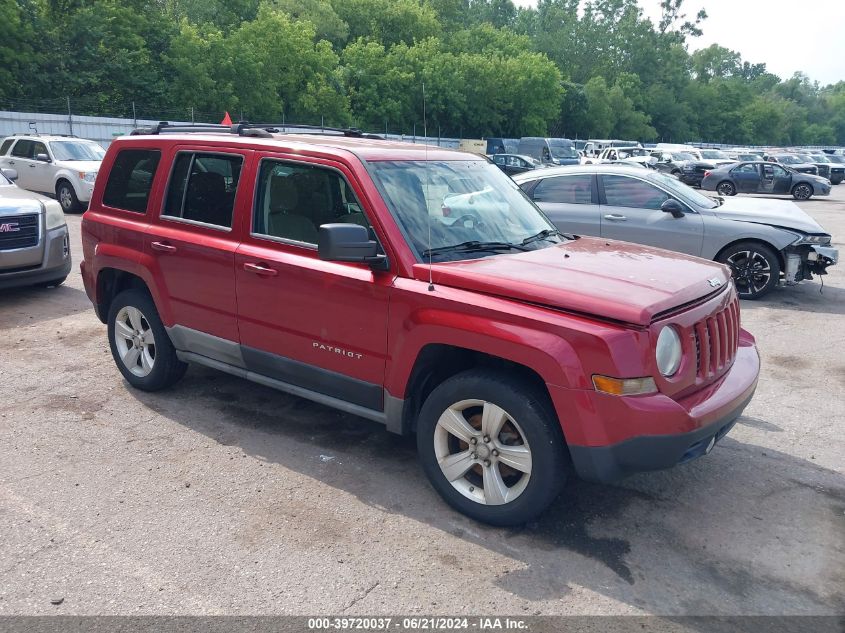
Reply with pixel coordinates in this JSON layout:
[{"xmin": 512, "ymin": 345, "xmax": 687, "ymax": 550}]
[
  {"xmin": 0, "ymin": 213, "xmax": 39, "ymax": 250},
  {"xmin": 692, "ymin": 297, "xmax": 739, "ymax": 381}
]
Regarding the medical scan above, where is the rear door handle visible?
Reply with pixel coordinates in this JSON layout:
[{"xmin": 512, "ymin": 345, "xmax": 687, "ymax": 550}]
[
  {"xmin": 604, "ymin": 214, "xmax": 627, "ymax": 221},
  {"xmin": 243, "ymin": 262, "xmax": 278, "ymax": 277},
  {"xmin": 151, "ymin": 241, "xmax": 177, "ymax": 253}
]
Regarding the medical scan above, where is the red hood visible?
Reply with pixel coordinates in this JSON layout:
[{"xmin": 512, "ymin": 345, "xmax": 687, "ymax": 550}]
[{"xmin": 413, "ymin": 238, "xmax": 730, "ymax": 326}]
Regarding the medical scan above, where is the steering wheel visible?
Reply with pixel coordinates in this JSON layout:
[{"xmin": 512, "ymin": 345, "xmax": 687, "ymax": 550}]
[{"xmin": 451, "ymin": 213, "xmax": 484, "ymax": 229}]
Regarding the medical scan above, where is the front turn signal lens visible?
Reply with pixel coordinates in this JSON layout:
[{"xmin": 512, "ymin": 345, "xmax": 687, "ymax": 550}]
[{"xmin": 592, "ymin": 375, "xmax": 658, "ymax": 396}]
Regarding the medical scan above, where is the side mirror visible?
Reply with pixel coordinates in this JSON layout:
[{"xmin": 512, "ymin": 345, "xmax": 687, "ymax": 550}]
[
  {"xmin": 661, "ymin": 199, "xmax": 685, "ymax": 218},
  {"xmin": 318, "ymin": 223, "xmax": 387, "ymax": 269},
  {"xmin": 35, "ymin": 153, "xmax": 51, "ymax": 163},
  {"xmin": 1, "ymin": 168, "xmax": 18, "ymax": 181}
]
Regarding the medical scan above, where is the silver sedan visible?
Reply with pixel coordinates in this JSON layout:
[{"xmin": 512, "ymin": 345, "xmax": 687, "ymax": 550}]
[{"xmin": 513, "ymin": 165, "xmax": 838, "ymax": 299}]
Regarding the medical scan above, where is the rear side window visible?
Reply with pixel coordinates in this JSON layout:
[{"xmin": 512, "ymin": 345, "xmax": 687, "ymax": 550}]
[
  {"xmin": 11, "ymin": 140, "xmax": 33, "ymax": 158},
  {"xmin": 0, "ymin": 139, "xmax": 13, "ymax": 155},
  {"xmin": 102, "ymin": 149, "xmax": 161, "ymax": 213},
  {"xmin": 533, "ymin": 175, "xmax": 593, "ymax": 204},
  {"xmin": 163, "ymin": 153, "xmax": 243, "ymax": 229}
]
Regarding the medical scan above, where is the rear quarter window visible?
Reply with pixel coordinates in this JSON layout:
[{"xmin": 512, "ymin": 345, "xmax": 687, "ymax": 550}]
[
  {"xmin": 0, "ymin": 139, "xmax": 13, "ymax": 155},
  {"xmin": 102, "ymin": 149, "xmax": 161, "ymax": 214}
]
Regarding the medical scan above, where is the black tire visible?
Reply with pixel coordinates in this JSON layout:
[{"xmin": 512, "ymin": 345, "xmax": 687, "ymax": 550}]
[
  {"xmin": 716, "ymin": 181, "xmax": 736, "ymax": 196},
  {"xmin": 791, "ymin": 182, "xmax": 813, "ymax": 200},
  {"xmin": 107, "ymin": 288, "xmax": 187, "ymax": 391},
  {"xmin": 717, "ymin": 241, "xmax": 781, "ymax": 300},
  {"xmin": 416, "ymin": 369, "xmax": 569, "ymax": 526},
  {"xmin": 56, "ymin": 180, "xmax": 82, "ymax": 213}
]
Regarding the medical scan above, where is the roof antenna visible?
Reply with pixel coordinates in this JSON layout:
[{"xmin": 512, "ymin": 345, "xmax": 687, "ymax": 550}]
[{"xmin": 423, "ymin": 82, "xmax": 434, "ymax": 292}]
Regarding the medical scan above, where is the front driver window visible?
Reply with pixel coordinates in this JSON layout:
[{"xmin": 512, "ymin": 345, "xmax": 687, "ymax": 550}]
[
  {"xmin": 602, "ymin": 175, "xmax": 669, "ymax": 210},
  {"xmin": 252, "ymin": 159, "xmax": 373, "ymax": 245}
]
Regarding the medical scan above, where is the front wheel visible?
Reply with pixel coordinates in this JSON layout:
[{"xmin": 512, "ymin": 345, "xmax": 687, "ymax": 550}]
[
  {"xmin": 56, "ymin": 181, "xmax": 82, "ymax": 213},
  {"xmin": 717, "ymin": 242, "xmax": 781, "ymax": 300},
  {"xmin": 416, "ymin": 369, "xmax": 568, "ymax": 526},
  {"xmin": 792, "ymin": 183, "xmax": 813, "ymax": 200},
  {"xmin": 107, "ymin": 289, "xmax": 187, "ymax": 391},
  {"xmin": 717, "ymin": 181, "xmax": 736, "ymax": 196}
]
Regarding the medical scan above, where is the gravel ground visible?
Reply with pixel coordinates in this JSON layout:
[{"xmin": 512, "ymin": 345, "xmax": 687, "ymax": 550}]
[{"xmin": 0, "ymin": 186, "xmax": 843, "ymax": 617}]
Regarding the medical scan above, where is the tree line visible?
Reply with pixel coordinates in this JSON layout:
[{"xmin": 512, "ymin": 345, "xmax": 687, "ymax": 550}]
[{"xmin": 1, "ymin": 0, "xmax": 844, "ymax": 145}]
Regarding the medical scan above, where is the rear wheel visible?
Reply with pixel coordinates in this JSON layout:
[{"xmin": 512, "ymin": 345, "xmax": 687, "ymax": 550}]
[
  {"xmin": 717, "ymin": 242, "xmax": 781, "ymax": 300},
  {"xmin": 791, "ymin": 183, "xmax": 813, "ymax": 200},
  {"xmin": 107, "ymin": 289, "xmax": 187, "ymax": 391},
  {"xmin": 416, "ymin": 369, "xmax": 568, "ymax": 526},
  {"xmin": 717, "ymin": 181, "xmax": 736, "ymax": 196}
]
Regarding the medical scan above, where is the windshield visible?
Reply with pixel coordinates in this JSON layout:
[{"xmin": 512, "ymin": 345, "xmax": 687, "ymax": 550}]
[
  {"xmin": 50, "ymin": 141, "xmax": 106, "ymax": 161},
  {"xmin": 549, "ymin": 141, "xmax": 578, "ymax": 159},
  {"xmin": 369, "ymin": 160, "xmax": 559, "ymax": 262},
  {"xmin": 617, "ymin": 148, "xmax": 648, "ymax": 158},
  {"xmin": 672, "ymin": 153, "xmax": 695, "ymax": 161},
  {"xmin": 777, "ymin": 155, "xmax": 802, "ymax": 164},
  {"xmin": 647, "ymin": 171, "xmax": 718, "ymax": 209},
  {"xmin": 700, "ymin": 150, "xmax": 728, "ymax": 159},
  {"xmin": 809, "ymin": 155, "xmax": 830, "ymax": 163}
]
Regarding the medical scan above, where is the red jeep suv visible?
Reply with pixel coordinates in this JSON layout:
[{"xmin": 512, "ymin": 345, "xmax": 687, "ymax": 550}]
[{"xmin": 81, "ymin": 123, "xmax": 760, "ymax": 525}]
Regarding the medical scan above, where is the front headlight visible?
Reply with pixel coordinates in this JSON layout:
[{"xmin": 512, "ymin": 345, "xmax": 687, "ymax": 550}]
[
  {"xmin": 79, "ymin": 171, "xmax": 97, "ymax": 183},
  {"xmin": 793, "ymin": 234, "xmax": 832, "ymax": 246},
  {"xmin": 656, "ymin": 326, "xmax": 682, "ymax": 377},
  {"xmin": 44, "ymin": 200, "xmax": 65, "ymax": 230}
]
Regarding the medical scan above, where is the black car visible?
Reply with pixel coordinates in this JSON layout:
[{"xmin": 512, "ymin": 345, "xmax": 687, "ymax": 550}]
[
  {"xmin": 801, "ymin": 153, "xmax": 843, "ymax": 184},
  {"xmin": 767, "ymin": 154, "xmax": 819, "ymax": 176},
  {"xmin": 488, "ymin": 153, "xmax": 542, "ymax": 176},
  {"xmin": 701, "ymin": 161, "xmax": 831, "ymax": 200},
  {"xmin": 650, "ymin": 151, "xmax": 695, "ymax": 177},
  {"xmin": 678, "ymin": 149, "xmax": 735, "ymax": 187}
]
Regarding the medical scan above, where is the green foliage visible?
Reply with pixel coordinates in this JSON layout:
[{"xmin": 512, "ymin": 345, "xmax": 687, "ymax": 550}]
[{"xmin": 3, "ymin": 0, "xmax": 844, "ymax": 144}]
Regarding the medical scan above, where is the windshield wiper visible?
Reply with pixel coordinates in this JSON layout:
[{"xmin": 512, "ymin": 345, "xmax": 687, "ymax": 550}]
[
  {"xmin": 421, "ymin": 241, "xmax": 528, "ymax": 258},
  {"xmin": 521, "ymin": 228, "xmax": 562, "ymax": 245}
]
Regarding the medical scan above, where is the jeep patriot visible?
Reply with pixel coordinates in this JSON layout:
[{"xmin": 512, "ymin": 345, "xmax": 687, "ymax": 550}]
[{"xmin": 80, "ymin": 123, "xmax": 760, "ymax": 525}]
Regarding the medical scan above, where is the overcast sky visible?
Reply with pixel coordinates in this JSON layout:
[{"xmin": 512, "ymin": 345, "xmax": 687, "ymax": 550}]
[{"xmin": 511, "ymin": 0, "xmax": 845, "ymax": 86}]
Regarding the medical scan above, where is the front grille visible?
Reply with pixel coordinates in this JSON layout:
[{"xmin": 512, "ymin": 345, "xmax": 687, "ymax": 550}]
[
  {"xmin": 0, "ymin": 214, "xmax": 39, "ymax": 250},
  {"xmin": 693, "ymin": 298, "xmax": 740, "ymax": 380}
]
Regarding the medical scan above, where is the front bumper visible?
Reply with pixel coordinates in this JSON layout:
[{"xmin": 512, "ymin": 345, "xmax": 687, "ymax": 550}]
[
  {"xmin": 550, "ymin": 334, "xmax": 760, "ymax": 482},
  {"xmin": 0, "ymin": 224, "xmax": 71, "ymax": 289}
]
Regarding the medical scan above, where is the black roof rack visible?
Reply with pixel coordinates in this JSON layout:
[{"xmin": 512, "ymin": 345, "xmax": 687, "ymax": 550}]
[{"xmin": 130, "ymin": 121, "xmax": 380, "ymax": 139}]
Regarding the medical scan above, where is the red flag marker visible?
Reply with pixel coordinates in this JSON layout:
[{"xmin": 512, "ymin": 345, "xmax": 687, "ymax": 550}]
[{"xmin": 221, "ymin": 111, "xmax": 233, "ymax": 125}]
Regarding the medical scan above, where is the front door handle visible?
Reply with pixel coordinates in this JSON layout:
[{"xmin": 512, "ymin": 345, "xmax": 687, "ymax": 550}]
[
  {"xmin": 604, "ymin": 214, "xmax": 627, "ymax": 221},
  {"xmin": 151, "ymin": 241, "xmax": 177, "ymax": 253},
  {"xmin": 243, "ymin": 262, "xmax": 278, "ymax": 277}
]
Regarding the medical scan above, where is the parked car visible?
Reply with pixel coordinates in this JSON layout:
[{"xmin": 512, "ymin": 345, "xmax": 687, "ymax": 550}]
[
  {"xmin": 485, "ymin": 138, "xmax": 518, "ymax": 155},
  {"xmin": 513, "ymin": 164, "xmax": 837, "ymax": 299},
  {"xmin": 650, "ymin": 151, "xmax": 696, "ymax": 177},
  {"xmin": 701, "ymin": 161, "xmax": 831, "ymax": 201},
  {"xmin": 0, "ymin": 134, "xmax": 105, "ymax": 213},
  {"xmin": 800, "ymin": 153, "xmax": 844, "ymax": 184},
  {"xmin": 766, "ymin": 153, "xmax": 819, "ymax": 176},
  {"xmin": 677, "ymin": 149, "xmax": 736, "ymax": 188},
  {"xmin": 0, "ymin": 167, "xmax": 71, "ymax": 289},
  {"xmin": 488, "ymin": 153, "xmax": 541, "ymax": 176},
  {"xmin": 80, "ymin": 123, "xmax": 761, "ymax": 526},
  {"xmin": 726, "ymin": 149, "xmax": 764, "ymax": 161},
  {"xmin": 517, "ymin": 137, "xmax": 579, "ymax": 165},
  {"xmin": 584, "ymin": 146, "xmax": 651, "ymax": 165}
]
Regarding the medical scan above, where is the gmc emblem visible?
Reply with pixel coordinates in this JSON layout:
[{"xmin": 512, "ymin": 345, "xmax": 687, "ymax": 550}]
[{"xmin": 0, "ymin": 222, "xmax": 21, "ymax": 232}]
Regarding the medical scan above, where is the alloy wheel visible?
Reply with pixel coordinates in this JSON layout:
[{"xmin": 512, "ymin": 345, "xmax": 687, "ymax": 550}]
[
  {"xmin": 726, "ymin": 250, "xmax": 772, "ymax": 296},
  {"xmin": 114, "ymin": 306, "xmax": 156, "ymax": 377},
  {"xmin": 59, "ymin": 186, "xmax": 73, "ymax": 211},
  {"xmin": 434, "ymin": 399, "xmax": 532, "ymax": 506},
  {"xmin": 793, "ymin": 184, "xmax": 812, "ymax": 200}
]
